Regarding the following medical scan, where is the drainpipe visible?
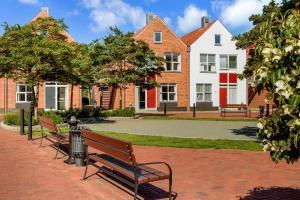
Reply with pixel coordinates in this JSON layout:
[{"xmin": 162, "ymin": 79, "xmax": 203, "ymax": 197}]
[
  {"xmin": 187, "ymin": 46, "xmax": 191, "ymax": 112},
  {"xmin": 4, "ymin": 77, "xmax": 8, "ymax": 113},
  {"xmin": 3, "ymin": 77, "xmax": 6, "ymax": 113}
]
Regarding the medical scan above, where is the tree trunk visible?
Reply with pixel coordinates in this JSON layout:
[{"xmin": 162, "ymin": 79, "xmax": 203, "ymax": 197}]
[
  {"xmin": 70, "ymin": 84, "xmax": 74, "ymax": 110},
  {"xmin": 119, "ymin": 87, "xmax": 123, "ymax": 110},
  {"xmin": 31, "ymin": 85, "xmax": 38, "ymax": 119}
]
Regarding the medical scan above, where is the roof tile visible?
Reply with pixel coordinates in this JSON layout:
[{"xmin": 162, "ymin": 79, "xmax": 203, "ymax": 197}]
[{"xmin": 181, "ymin": 21, "xmax": 216, "ymax": 46}]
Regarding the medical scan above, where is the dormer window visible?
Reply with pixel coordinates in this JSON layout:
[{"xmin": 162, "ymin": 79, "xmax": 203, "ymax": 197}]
[
  {"xmin": 215, "ymin": 34, "xmax": 221, "ymax": 46},
  {"xmin": 154, "ymin": 32, "xmax": 162, "ymax": 43}
]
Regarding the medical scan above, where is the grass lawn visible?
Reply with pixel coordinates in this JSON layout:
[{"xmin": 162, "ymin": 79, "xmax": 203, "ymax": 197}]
[
  {"xmin": 143, "ymin": 116, "xmax": 258, "ymax": 122},
  {"xmin": 30, "ymin": 128, "xmax": 262, "ymax": 151}
]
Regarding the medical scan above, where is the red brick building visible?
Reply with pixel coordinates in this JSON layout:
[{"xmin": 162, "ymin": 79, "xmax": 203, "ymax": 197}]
[
  {"xmin": 1, "ymin": 10, "xmax": 191, "ymax": 113},
  {"xmin": 0, "ymin": 8, "xmax": 101, "ymax": 113},
  {"xmin": 110, "ymin": 15, "xmax": 190, "ymax": 111}
]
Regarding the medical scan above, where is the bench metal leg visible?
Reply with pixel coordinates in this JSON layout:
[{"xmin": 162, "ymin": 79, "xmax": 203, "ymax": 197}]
[
  {"xmin": 54, "ymin": 142, "xmax": 59, "ymax": 159},
  {"xmin": 169, "ymin": 176, "xmax": 172, "ymax": 200},
  {"xmin": 39, "ymin": 128, "xmax": 44, "ymax": 147},
  {"xmin": 82, "ymin": 158, "xmax": 89, "ymax": 180},
  {"xmin": 134, "ymin": 183, "xmax": 139, "ymax": 200}
]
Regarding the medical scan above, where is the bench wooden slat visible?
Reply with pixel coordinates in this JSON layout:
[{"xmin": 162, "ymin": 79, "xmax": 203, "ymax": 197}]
[
  {"xmin": 39, "ymin": 116, "xmax": 58, "ymax": 133},
  {"xmin": 85, "ymin": 138, "xmax": 134, "ymax": 164},
  {"xmin": 82, "ymin": 130, "xmax": 130, "ymax": 152},
  {"xmin": 90, "ymin": 154, "xmax": 169, "ymax": 184},
  {"xmin": 82, "ymin": 130, "xmax": 172, "ymax": 199}
]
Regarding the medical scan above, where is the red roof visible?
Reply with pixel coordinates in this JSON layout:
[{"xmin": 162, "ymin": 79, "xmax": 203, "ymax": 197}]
[{"xmin": 181, "ymin": 21, "xmax": 216, "ymax": 46}]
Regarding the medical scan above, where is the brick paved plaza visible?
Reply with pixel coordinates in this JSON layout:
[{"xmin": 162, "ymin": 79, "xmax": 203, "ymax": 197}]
[{"xmin": 1, "ymin": 128, "xmax": 300, "ymax": 200}]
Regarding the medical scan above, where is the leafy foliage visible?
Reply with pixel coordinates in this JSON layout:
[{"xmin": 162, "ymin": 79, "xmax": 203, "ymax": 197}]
[
  {"xmin": 234, "ymin": 0, "xmax": 300, "ymax": 163},
  {"xmin": 0, "ymin": 17, "xmax": 88, "ymax": 111},
  {"xmin": 89, "ymin": 27, "xmax": 164, "ymax": 108},
  {"xmin": 103, "ymin": 107, "xmax": 136, "ymax": 117},
  {"xmin": 3, "ymin": 112, "xmax": 38, "ymax": 126},
  {"xmin": 39, "ymin": 111, "xmax": 64, "ymax": 124}
]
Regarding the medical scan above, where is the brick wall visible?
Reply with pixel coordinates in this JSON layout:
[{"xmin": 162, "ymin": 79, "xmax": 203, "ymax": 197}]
[
  {"xmin": 133, "ymin": 17, "xmax": 190, "ymax": 110},
  {"xmin": 249, "ymin": 90, "xmax": 274, "ymax": 108}
]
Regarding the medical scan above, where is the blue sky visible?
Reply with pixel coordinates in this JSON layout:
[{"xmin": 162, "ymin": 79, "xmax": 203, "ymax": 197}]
[{"xmin": 0, "ymin": 0, "xmax": 278, "ymax": 43}]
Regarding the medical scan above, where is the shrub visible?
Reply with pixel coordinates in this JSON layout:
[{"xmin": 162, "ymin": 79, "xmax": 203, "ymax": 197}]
[
  {"xmin": 104, "ymin": 107, "xmax": 135, "ymax": 117},
  {"xmin": 3, "ymin": 112, "xmax": 38, "ymax": 126},
  {"xmin": 40, "ymin": 111, "xmax": 64, "ymax": 124}
]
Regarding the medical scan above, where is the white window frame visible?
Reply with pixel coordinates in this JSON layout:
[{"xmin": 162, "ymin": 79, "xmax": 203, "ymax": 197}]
[
  {"xmin": 196, "ymin": 84, "xmax": 212, "ymax": 102},
  {"xmin": 200, "ymin": 54, "xmax": 216, "ymax": 72},
  {"xmin": 164, "ymin": 52, "xmax": 181, "ymax": 72},
  {"xmin": 153, "ymin": 32, "xmax": 162, "ymax": 43},
  {"xmin": 160, "ymin": 84, "xmax": 177, "ymax": 102},
  {"xmin": 220, "ymin": 55, "xmax": 237, "ymax": 70},
  {"xmin": 44, "ymin": 82, "xmax": 68, "ymax": 111},
  {"xmin": 215, "ymin": 34, "xmax": 221, "ymax": 45},
  {"xmin": 16, "ymin": 84, "xmax": 33, "ymax": 103}
]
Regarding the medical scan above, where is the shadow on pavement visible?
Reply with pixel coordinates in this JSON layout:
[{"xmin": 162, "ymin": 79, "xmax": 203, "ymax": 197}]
[
  {"xmin": 93, "ymin": 169, "xmax": 177, "ymax": 200},
  {"xmin": 230, "ymin": 126, "xmax": 257, "ymax": 138},
  {"xmin": 78, "ymin": 118, "xmax": 116, "ymax": 124},
  {"xmin": 238, "ymin": 187, "xmax": 300, "ymax": 200}
]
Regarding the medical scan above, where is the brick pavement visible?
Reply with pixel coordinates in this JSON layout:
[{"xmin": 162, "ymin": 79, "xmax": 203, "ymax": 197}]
[{"xmin": 0, "ymin": 128, "xmax": 300, "ymax": 200}]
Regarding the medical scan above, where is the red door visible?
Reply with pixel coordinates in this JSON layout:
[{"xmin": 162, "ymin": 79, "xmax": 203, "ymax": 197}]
[
  {"xmin": 147, "ymin": 88, "xmax": 156, "ymax": 108},
  {"xmin": 147, "ymin": 74, "xmax": 156, "ymax": 109},
  {"xmin": 220, "ymin": 88, "xmax": 227, "ymax": 106}
]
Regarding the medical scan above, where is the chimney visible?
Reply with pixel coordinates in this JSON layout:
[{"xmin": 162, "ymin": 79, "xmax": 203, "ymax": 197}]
[
  {"xmin": 201, "ymin": 16, "xmax": 210, "ymax": 27},
  {"xmin": 41, "ymin": 7, "xmax": 49, "ymax": 15},
  {"xmin": 146, "ymin": 13, "xmax": 156, "ymax": 25}
]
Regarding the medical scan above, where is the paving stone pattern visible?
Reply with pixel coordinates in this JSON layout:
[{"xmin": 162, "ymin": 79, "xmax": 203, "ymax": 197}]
[{"xmin": 1, "ymin": 128, "xmax": 300, "ymax": 200}]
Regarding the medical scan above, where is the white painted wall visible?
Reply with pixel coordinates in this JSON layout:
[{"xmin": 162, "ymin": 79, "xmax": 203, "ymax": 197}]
[{"xmin": 189, "ymin": 20, "xmax": 247, "ymax": 107}]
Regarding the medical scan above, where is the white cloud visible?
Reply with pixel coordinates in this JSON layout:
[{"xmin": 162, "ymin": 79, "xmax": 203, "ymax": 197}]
[
  {"xmin": 144, "ymin": 0, "xmax": 158, "ymax": 4},
  {"xmin": 82, "ymin": 0, "xmax": 146, "ymax": 32},
  {"xmin": 177, "ymin": 4, "xmax": 208, "ymax": 33},
  {"xmin": 67, "ymin": 9, "xmax": 80, "ymax": 17},
  {"xmin": 18, "ymin": 0, "xmax": 39, "ymax": 4},
  {"xmin": 220, "ymin": 0, "xmax": 282, "ymax": 29},
  {"xmin": 211, "ymin": 0, "xmax": 230, "ymax": 13},
  {"xmin": 163, "ymin": 17, "xmax": 172, "ymax": 26}
]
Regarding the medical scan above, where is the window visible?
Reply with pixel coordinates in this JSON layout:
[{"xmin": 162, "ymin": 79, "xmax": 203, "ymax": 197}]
[
  {"xmin": 220, "ymin": 55, "xmax": 237, "ymax": 69},
  {"xmin": 196, "ymin": 84, "xmax": 212, "ymax": 102},
  {"xmin": 229, "ymin": 55, "xmax": 237, "ymax": 69},
  {"xmin": 215, "ymin": 34, "xmax": 221, "ymax": 45},
  {"xmin": 160, "ymin": 84, "xmax": 177, "ymax": 102},
  {"xmin": 200, "ymin": 54, "xmax": 216, "ymax": 72},
  {"xmin": 45, "ymin": 82, "xmax": 68, "ymax": 110},
  {"xmin": 228, "ymin": 86, "xmax": 237, "ymax": 104},
  {"xmin": 153, "ymin": 32, "xmax": 162, "ymax": 43},
  {"xmin": 16, "ymin": 84, "xmax": 33, "ymax": 103},
  {"xmin": 165, "ymin": 53, "xmax": 181, "ymax": 71}
]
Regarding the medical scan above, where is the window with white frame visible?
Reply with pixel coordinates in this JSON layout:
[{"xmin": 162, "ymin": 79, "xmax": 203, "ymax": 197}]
[
  {"xmin": 200, "ymin": 54, "xmax": 216, "ymax": 72},
  {"xmin": 215, "ymin": 34, "xmax": 221, "ymax": 45},
  {"xmin": 220, "ymin": 55, "xmax": 237, "ymax": 69},
  {"xmin": 45, "ymin": 82, "xmax": 68, "ymax": 110},
  {"xmin": 165, "ymin": 52, "xmax": 181, "ymax": 71},
  {"xmin": 160, "ymin": 84, "xmax": 177, "ymax": 102},
  {"xmin": 196, "ymin": 84, "xmax": 212, "ymax": 102},
  {"xmin": 16, "ymin": 84, "xmax": 33, "ymax": 103},
  {"xmin": 153, "ymin": 32, "xmax": 162, "ymax": 43}
]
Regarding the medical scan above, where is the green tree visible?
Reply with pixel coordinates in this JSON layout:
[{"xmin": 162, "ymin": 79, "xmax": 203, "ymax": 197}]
[
  {"xmin": 68, "ymin": 43, "xmax": 95, "ymax": 109},
  {"xmin": 0, "ymin": 17, "xmax": 81, "ymax": 113},
  {"xmin": 90, "ymin": 27, "xmax": 164, "ymax": 109},
  {"xmin": 234, "ymin": 0, "xmax": 300, "ymax": 163}
]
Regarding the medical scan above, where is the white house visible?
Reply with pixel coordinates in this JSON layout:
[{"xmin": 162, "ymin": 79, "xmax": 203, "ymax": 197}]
[{"xmin": 181, "ymin": 18, "xmax": 247, "ymax": 110}]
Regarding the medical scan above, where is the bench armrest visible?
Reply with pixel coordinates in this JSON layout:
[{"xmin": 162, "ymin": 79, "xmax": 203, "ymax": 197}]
[{"xmin": 135, "ymin": 161, "xmax": 173, "ymax": 178}]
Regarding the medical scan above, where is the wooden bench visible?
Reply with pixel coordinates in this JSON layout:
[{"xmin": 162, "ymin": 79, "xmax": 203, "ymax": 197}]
[
  {"xmin": 81, "ymin": 130, "xmax": 173, "ymax": 200},
  {"xmin": 39, "ymin": 116, "xmax": 69, "ymax": 159},
  {"xmin": 220, "ymin": 104, "xmax": 250, "ymax": 117}
]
